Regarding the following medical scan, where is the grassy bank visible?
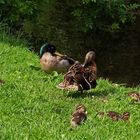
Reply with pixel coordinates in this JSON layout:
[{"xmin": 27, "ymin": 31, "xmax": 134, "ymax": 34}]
[{"xmin": 0, "ymin": 33, "xmax": 140, "ymax": 140}]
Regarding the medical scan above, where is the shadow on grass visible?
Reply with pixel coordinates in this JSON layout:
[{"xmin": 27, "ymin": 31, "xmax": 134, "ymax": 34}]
[
  {"xmin": 66, "ymin": 89, "xmax": 110, "ymax": 98},
  {"xmin": 29, "ymin": 65, "xmax": 41, "ymax": 71},
  {"xmin": 0, "ymin": 79, "xmax": 5, "ymax": 85}
]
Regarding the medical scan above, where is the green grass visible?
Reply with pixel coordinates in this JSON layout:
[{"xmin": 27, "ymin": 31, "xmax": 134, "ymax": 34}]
[{"xmin": 0, "ymin": 34, "xmax": 140, "ymax": 140}]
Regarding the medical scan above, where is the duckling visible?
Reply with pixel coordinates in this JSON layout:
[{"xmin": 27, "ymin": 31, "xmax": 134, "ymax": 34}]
[
  {"xmin": 40, "ymin": 43, "xmax": 75, "ymax": 72},
  {"xmin": 128, "ymin": 92, "xmax": 140, "ymax": 102},
  {"xmin": 107, "ymin": 111, "xmax": 121, "ymax": 121},
  {"xmin": 70, "ymin": 104, "xmax": 87, "ymax": 127},
  {"xmin": 107, "ymin": 111, "xmax": 130, "ymax": 121},
  {"xmin": 57, "ymin": 51, "xmax": 97, "ymax": 91},
  {"xmin": 96, "ymin": 110, "xmax": 130, "ymax": 121},
  {"xmin": 120, "ymin": 112, "xmax": 130, "ymax": 121}
]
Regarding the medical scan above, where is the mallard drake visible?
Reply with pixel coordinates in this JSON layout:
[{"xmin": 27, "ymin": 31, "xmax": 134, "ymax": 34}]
[
  {"xmin": 57, "ymin": 51, "xmax": 97, "ymax": 91},
  {"xmin": 70, "ymin": 104, "xmax": 87, "ymax": 127},
  {"xmin": 40, "ymin": 43, "xmax": 75, "ymax": 72}
]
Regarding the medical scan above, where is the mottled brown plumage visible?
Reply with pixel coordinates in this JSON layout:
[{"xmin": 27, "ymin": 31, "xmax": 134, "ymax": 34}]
[
  {"xmin": 107, "ymin": 111, "xmax": 130, "ymax": 121},
  {"xmin": 57, "ymin": 51, "xmax": 97, "ymax": 91},
  {"xmin": 128, "ymin": 92, "xmax": 140, "ymax": 102},
  {"xmin": 107, "ymin": 111, "xmax": 121, "ymax": 121},
  {"xmin": 96, "ymin": 110, "xmax": 130, "ymax": 121},
  {"xmin": 121, "ymin": 112, "xmax": 130, "ymax": 120},
  {"xmin": 70, "ymin": 104, "xmax": 87, "ymax": 127}
]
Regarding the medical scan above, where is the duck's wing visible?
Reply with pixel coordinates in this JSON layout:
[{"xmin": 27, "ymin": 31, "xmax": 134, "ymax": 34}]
[
  {"xmin": 64, "ymin": 56, "xmax": 76, "ymax": 65},
  {"xmin": 56, "ymin": 63, "xmax": 80, "ymax": 90},
  {"xmin": 83, "ymin": 66, "xmax": 97, "ymax": 88},
  {"xmin": 85, "ymin": 66, "xmax": 97, "ymax": 79},
  {"xmin": 54, "ymin": 52, "xmax": 75, "ymax": 65},
  {"xmin": 56, "ymin": 82, "xmax": 79, "ymax": 90},
  {"xmin": 67, "ymin": 63, "xmax": 92, "ymax": 90}
]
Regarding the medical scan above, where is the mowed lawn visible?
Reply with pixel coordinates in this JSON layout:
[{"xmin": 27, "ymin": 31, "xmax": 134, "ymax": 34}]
[{"xmin": 0, "ymin": 35, "xmax": 140, "ymax": 140}]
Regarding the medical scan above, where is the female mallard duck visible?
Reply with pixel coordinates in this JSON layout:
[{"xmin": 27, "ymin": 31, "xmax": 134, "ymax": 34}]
[
  {"xmin": 57, "ymin": 51, "xmax": 97, "ymax": 91},
  {"xmin": 40, "ymin": 43, "xmax": 75, "ymax": 72}
]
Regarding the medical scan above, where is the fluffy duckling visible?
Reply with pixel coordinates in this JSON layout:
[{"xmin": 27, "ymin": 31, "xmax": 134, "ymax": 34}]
[
  {"xmin": 40, "ymin": 43, "xmax": 75, "ymax": 72},
  {"xmin": 70, "ymin": 104, "xmax": 87, "ymax": 127},
  {"xmin": 107, "ymin": 111, "xmax": 130, "ymax": 121},
  {"xmin": 57, "ymin": 51, "xmax": 97, "ymax": 91},
  {"xmin": 107, "ymin": 111, "xmax": 121, "ymax": 121},
  {"xmin": 97, "ymin": 111, "xmax": 130, "ymax": 121},
  {"xmin": 128, "ymin": 92, "xmax": 140, "ymax": 102}
]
